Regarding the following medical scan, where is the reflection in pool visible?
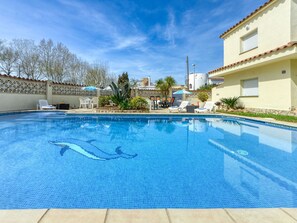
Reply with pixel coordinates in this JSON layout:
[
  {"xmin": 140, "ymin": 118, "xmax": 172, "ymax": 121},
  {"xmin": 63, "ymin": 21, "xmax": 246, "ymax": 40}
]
[{"xmin": 0, "ymin": 112, "xmax": 297, "ymax": 209}]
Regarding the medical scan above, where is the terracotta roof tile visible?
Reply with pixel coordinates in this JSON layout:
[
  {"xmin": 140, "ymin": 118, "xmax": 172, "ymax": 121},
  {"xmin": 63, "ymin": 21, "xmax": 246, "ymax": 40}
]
[
  {"xmin": 52, "ymin": 81, "xmax": 85, "ymax": 87},
  {"xmin": 220, "ymin": 0, "xmax": 275, "ymax": 38},
  {"xmin": 209, "ymin": 77, "xmax": 224, "ymax": 80},
  {"xmin": 208, "ymin": 41, "xmax": 297, "ymax": 74}
]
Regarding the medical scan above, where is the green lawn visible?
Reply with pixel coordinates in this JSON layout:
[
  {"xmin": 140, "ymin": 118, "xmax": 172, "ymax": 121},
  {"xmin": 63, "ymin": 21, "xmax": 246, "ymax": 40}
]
[{"xmin": 217, "ymin": 110, "xmax": 297, "ymax": 123}]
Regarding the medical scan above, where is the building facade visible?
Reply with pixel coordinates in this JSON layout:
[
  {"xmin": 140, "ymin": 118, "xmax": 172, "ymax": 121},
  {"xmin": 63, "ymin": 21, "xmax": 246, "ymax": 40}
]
[
  {"xmin": 188, "ymin": 73, "xmax": 208, "ymax": 90},
  {"xmin": 208, "ymin": 77, "xmax": 224, "ymax": 85},
  {"xmin": 210, "ymin": 0, "xmax": 297, "ymax": 111}
]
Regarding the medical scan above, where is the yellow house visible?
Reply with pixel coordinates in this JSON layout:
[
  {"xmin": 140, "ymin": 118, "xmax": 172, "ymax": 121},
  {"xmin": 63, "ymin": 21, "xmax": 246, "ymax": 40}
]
[{"xmin": 210, "ymin": 0, "xmax": 297, "ymax": 111}]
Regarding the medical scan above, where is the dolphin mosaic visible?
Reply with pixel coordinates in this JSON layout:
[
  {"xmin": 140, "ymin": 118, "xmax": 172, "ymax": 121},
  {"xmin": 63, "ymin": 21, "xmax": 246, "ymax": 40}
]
[{"xmin": 49, "ymin": 139, "xmax": 137, "ymax": 161}]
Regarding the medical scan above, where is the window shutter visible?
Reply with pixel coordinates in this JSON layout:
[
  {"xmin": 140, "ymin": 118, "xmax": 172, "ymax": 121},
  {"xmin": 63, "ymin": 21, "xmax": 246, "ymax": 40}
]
[
  {"xmin": 242, "ymin": 78, "xmax": 258, "ymax": 96},
  {"xmin": 242, "ymin": 31, "xmax": 258, "ymax": 52}
]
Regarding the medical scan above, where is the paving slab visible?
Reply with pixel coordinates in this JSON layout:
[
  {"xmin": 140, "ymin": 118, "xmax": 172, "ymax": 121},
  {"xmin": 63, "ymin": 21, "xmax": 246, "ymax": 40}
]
[
  {"xmin": 226, "ymin": 208, "xmax": 297, "ymax": 223},
  {"xmin": 106, "ymin": 209, "xmax": 169, "ymax": 223},
  {"xmin": 282, "ymin": 209, "xmax": 297, "ymax": 221},
  {"xmin": 39, "ymin": 209, "xmax": 107, "ymax": 223},
  {"xmin": 0, "ymin": 209, "xmax": 47, "ymax": 223},
  {"xmin": 168, "ymin": 209, "xmax": 234, "ymax": 223}
]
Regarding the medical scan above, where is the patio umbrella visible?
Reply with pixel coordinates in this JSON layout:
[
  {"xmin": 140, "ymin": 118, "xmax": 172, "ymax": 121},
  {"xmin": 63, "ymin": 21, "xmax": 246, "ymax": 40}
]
[
  {"xmin": 81, "ymin": 86, "xmax": 98, "ymax": 91},
  {"xmin": 81, "ymin": 86, "xmax": 99, "ymax": 100},
  {"xmin": 103, "ymin": 86, "xmax": 112, "ymax": 91},
  {"xmin": 82, "ymin": 86, "xmax": 103, "ymax": 108},
  {"xmin": 173, "ymin": 89, "xmax": 193, "ymax": 95},
  {"xmin": 173, "ymin": 89, "xmax": 192, "ymax": 100}
]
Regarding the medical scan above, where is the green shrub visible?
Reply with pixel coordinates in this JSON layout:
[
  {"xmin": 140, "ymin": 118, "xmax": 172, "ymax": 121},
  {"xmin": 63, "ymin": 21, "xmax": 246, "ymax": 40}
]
[
  {"xmin": 109, "ymin": 81, "xmax": 131, "ymax": 105},
  {"xmin": 98, "ymin": 96, "xmax": 112, "ymax": 107},
  {"xmin": 119, "ymin": 100, "xmax": 131, "ymax": 110},
  {"xmin": 198, "ymin": 92, "xmax": 209, "ymax": 102},
  {"xmin": 220, "ymin": 97, "xmax": 240, "ymax": 109},
  {"xmin": 199, "ymin": 84, "xmax": 217, "ymax": 91},
  {"xmin": 130, "ymin": 96, "xmax": 148, "ymax": 110}
]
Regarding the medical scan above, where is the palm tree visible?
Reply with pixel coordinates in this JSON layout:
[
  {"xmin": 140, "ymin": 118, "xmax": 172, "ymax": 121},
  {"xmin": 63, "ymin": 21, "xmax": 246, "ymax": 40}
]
[
  {"xmin": 155, "ymin": 76, "xmax": 176, "ymax": 98},
  {"xmin": 129, "ymin": 78, "xmax": 138, "ymax": 98}
]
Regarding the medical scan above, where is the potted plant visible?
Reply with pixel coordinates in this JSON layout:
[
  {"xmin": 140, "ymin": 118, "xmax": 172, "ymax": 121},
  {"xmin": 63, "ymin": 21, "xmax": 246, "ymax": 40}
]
[{"xmin": 198, "ymin": 92, "xmax": 209, "ymax": 108}]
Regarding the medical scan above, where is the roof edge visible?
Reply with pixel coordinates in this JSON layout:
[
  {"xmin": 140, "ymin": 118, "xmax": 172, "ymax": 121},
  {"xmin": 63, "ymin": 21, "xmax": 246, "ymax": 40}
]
[
  {"xmin": 220, "ymin": 0, "xmax": 276, "ymax": 39},
  {"xmin": 208, "ymin": 41, "xmax": 297, "ymax": 75}
]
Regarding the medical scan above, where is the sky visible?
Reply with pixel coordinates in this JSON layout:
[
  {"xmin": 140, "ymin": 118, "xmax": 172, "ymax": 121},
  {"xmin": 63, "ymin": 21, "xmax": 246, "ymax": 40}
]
[{"xmin": 0, "ymin": 0, "xmax": 267, "ymax": 84}]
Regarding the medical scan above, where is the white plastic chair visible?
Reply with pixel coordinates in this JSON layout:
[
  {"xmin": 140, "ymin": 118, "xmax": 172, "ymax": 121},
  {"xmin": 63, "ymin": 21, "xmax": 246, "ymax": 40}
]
[
  {"xmin": 195, "ymin": 101, "xmax": 215, "ymax": 113},
  {"xmin": 38, "ymin": 100, "xmax": 56, "ymax": 110},
  {"xmin": 79, "ymin": 97, "xmax": 89, "ymax": 108},
  {"xmin": 90, "ymin": 97, "xmax": 98, "ymax": 109},
  {"xmin": 168, "ymin": 101, "xmax": 190, "ymax": 113}
]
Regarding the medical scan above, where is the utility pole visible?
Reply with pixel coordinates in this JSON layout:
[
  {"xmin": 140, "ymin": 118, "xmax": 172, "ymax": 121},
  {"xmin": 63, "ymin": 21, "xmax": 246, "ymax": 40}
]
[{"xmin": 186, "ymin": 56, "xmax": 189, "ymax": 89}]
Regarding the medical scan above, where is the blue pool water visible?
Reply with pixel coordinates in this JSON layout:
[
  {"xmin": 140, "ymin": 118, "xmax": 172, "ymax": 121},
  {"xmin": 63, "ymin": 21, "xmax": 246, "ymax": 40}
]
[{"xmin": 0, "ymin": 112, "xmax": 297, "ymax": 209}]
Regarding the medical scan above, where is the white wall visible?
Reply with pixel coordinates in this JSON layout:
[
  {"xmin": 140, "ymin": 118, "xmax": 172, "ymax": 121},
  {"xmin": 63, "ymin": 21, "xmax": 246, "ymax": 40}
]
[
  {"xmin": 0, "ymin": 94, "xmax": 84, "ymax": 112},
  {"xmin": 211, "ymin": 84, "xmax": 225, "ymax": 103},
  {"xmin": 189, "ymin": 73, "xmax": 208, "ymax": 90},
  {"xmin": 291, "ymin": 0, "xmax": 297, "ymax": 41},
  {"xmin": 0, "ymin": 76, "xmax": 96, "ymax": 112},
  {"xmin": 223, "ymin": 0, "xmax": 291, "ymax": 65},
  {"xmin": 290, "ymin": 59, "xmax": 297, "ymax": 109},
  {"xmin": 52, "ymin": 95, "xmax": 82, "ymax": 108},
  {"xmin": 212, "ymin": 60, "xmax": 293, "ymax": 111},
  {"xmin": 0, "ymin": 94, "xmax": 46, "ymax": 112}
]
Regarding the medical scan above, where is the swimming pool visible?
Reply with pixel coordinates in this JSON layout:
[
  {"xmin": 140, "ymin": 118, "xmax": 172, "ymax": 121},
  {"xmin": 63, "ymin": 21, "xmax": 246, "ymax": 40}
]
[{"xmin": 0, "ymin": 112, "xmax": 297, "ymax": 209}]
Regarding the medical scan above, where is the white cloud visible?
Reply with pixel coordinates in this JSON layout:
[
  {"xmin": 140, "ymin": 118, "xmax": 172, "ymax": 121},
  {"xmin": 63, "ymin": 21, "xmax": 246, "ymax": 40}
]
[
  {"xmin": 164, "ymin": 9, "xmax": 177, "ymax": 47},
  {"xmin": 0, "ymin": 0, "xmax": 268, "ymax": 84}
]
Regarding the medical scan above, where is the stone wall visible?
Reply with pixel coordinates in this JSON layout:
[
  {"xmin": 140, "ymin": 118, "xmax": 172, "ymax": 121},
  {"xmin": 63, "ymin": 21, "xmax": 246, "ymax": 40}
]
[
  {"xmin": 0, "ymin": 75, "xmax": 47, "ymax": 94},
  {"xmin": 187, "ymin": 90, "xmax": 212, "ymax": 98},
  {"xmin": 131, "ymin": 88, "xmax": 162, "ymax": 98},
  {"xmin": 52, "ymin": 83, "xmax": 95, "ymax": 96},
  {"xmin": 131, "ymin": 88, "xmax": 211, "ymax": 98},
  {"xmin": 245, "ymin": 107, "xmax": 297, "ymax": 116}
]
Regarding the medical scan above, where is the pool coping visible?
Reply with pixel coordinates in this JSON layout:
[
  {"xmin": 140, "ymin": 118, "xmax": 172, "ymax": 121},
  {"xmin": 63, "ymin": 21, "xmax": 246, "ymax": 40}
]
[
  {"xmin": 67, "ymin": 110, "xmax": 297, "ymax": 130},
  {"xmin": 1, "ymin": 109, "xmax": 297, "ymax": 129},
  {"xmin": 1, "ymin": 208, "xmax": 297, "ymax": 223}
]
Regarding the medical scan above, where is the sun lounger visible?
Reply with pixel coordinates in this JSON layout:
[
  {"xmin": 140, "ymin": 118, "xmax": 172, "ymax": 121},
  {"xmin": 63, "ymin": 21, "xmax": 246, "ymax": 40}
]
[
  {"xmin": 169, "ymin": 101, "xmax": 190, "ymax": 113},
  {"xmin": 38, "ymin": 100, "xmax": 56, "ymax": 110},
  {"xmin": 194, "ymin": 101, "xmax": 215, "ymax": 113}
]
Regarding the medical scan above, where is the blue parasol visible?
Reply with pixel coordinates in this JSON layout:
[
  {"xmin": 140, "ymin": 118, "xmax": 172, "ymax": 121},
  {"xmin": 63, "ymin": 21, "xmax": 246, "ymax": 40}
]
[
  {"xmin": 81, "ymin": 86, "xmax": 98, "ymax": 91},
  {"xmin": 173, "ymin": 89, "xmax": 192, "ymax": 95}
]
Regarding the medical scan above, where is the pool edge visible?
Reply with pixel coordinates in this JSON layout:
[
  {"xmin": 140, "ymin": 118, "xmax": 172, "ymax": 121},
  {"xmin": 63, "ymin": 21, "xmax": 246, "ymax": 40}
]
[{"xmin": 1, "ymin": 208, "xmax": 297, "ymax": 223}]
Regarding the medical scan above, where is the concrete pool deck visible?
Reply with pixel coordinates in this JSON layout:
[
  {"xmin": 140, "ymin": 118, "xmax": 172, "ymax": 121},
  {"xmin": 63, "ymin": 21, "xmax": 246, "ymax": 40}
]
[{"xmin": 1, "ymin": 208, "xmax": 297, "ymax": 223}]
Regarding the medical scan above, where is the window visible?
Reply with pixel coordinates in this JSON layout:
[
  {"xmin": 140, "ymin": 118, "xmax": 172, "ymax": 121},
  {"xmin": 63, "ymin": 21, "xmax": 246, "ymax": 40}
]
[
  {"xmin": 241, "ymin": 30, "xmax": 258, "ymax": 53},
  {"xmin": 242, "ymin": 78, "xmax": 258, "ymax": 96}
]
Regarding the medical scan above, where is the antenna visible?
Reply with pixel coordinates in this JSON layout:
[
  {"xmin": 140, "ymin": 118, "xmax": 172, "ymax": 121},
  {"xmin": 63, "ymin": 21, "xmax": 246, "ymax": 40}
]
[{"xmin": 186, "ymin": 56, "xmax": 189, "ymax": 88}]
